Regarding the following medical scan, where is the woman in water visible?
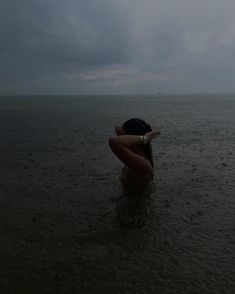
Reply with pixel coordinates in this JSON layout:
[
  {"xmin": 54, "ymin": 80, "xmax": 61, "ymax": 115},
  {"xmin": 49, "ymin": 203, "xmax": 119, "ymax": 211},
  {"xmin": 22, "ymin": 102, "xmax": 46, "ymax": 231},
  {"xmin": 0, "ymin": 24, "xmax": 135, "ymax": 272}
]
[{"xmin": 109, "ymin": 118, "xmax": 160, "ymax": 190}]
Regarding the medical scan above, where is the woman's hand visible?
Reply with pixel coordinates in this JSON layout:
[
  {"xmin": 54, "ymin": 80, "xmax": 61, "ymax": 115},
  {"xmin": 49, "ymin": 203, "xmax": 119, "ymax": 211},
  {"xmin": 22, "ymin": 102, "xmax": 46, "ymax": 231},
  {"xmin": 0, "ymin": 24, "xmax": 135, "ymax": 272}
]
[{"xmin": 144, "ymin": 130, "xmax": 160, "ymax": 143}]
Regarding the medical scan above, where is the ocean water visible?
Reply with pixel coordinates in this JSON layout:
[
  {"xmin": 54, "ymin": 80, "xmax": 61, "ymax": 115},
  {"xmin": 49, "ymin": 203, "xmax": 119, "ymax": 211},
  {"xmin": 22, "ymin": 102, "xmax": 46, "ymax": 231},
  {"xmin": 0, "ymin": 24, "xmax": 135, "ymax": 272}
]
[{"xmin": 0, "ymin": 94, "xmax": 234, "ymax": 293}]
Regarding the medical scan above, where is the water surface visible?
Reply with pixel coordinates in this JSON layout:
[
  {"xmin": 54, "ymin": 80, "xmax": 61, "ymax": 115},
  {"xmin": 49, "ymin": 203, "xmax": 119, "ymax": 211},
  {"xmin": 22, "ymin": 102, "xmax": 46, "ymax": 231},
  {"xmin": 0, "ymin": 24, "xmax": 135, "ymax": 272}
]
[{"xmin": 0, "ymin": 95, "xmax": 234, "ymax": 293}]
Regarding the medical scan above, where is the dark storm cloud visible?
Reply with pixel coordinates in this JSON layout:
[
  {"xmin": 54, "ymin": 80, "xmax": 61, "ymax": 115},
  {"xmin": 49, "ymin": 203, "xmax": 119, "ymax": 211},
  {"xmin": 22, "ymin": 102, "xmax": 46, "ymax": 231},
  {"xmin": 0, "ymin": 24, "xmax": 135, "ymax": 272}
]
[
  {"xmin": 0, "ymin": 0, "xmax": 235, "ymax": 94},
  {"xmin": 1, "ymin": 0, "xmax": 131, "ymax": 65},
  {"xmin": 0, "ymin": 1, "xmax": 131, "ymax": 85}
]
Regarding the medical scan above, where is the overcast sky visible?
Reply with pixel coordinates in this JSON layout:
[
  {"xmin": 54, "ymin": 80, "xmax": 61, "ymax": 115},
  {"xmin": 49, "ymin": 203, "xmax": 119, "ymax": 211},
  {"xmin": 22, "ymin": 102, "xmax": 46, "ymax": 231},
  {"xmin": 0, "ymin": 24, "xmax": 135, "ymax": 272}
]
[{"xmin": 1, "ymin": 0, "xmax": 235, "ymax": 95}]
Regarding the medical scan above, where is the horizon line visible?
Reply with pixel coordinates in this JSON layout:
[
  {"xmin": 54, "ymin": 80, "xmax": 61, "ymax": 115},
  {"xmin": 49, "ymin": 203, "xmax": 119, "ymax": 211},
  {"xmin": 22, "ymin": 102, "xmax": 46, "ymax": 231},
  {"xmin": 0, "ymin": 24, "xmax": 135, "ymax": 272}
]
[{"xmin": 1, "ymin": 92, "xmax": 235, "ymax": 97}]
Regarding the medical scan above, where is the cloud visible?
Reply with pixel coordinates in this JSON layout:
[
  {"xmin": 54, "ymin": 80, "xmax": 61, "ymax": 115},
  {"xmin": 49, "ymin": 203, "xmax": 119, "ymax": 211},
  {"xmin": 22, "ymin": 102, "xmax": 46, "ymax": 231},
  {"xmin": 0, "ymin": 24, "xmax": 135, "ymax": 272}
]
[{"xmin": 0, "ymin": 0, "xmax": 235, "ymax": 94}]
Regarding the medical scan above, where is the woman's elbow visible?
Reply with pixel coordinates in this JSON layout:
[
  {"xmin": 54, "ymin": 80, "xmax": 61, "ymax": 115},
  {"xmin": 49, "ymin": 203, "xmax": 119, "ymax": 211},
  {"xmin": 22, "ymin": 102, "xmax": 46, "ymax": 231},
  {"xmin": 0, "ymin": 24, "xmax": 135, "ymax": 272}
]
[
  {"xmin": 108, "ymin": 137, "xmax": 118, "ymax": 150},
  {"xmin": 108, "ymin": 137, "xmax": 115, "ymax": 147},
  {"xmin": 109, "ymin": 137, "xmax": 122, "ymax": 153}
]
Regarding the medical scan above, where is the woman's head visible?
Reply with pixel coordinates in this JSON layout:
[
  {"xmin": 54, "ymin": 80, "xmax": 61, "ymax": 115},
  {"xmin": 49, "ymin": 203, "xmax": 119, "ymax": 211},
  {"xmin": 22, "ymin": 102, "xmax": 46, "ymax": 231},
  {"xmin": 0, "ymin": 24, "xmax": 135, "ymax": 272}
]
[
  {"xmin": 116, "ymin": 118, "xmax": 154, "ymax": 167},
  {"xmin": 123, "ymin": 118, "xmax": 152, "ymax": 135},
  {"xmin": 115, "ymin": 118, "xmax": 152, "ymax": 136}
]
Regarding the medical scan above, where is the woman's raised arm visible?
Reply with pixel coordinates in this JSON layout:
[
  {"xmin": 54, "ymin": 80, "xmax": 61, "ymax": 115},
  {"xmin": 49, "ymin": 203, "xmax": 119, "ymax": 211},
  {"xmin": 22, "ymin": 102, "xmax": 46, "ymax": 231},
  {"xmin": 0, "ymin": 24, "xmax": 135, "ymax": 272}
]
[{"xmin": 109, "ymin": 135, "xmax": 153, "ymax": 174}]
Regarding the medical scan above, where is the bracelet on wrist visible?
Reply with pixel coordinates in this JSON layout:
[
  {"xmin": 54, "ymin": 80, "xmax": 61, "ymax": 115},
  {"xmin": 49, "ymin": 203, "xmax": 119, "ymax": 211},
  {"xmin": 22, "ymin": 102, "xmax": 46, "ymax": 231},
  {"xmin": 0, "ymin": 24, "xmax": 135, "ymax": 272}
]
[{"xmin": 139, "ymin": 135, "xmax": 147, "ymax": 145}]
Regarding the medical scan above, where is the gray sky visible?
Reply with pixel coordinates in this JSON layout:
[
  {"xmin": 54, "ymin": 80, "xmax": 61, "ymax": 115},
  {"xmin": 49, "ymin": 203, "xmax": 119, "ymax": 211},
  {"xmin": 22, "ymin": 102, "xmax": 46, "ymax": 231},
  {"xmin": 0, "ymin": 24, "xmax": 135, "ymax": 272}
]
[{"xmin": 1, "ymin": 0, "xmax": 235, "ymax": 95}]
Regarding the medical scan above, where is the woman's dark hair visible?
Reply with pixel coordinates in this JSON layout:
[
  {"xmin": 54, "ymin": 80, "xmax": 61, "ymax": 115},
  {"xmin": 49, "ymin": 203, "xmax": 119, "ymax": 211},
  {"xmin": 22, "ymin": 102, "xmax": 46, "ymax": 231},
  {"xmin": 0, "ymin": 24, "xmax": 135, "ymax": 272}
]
[{"xmin": 122, "ymin": 118, "xmax": 154, "ymax": 167}]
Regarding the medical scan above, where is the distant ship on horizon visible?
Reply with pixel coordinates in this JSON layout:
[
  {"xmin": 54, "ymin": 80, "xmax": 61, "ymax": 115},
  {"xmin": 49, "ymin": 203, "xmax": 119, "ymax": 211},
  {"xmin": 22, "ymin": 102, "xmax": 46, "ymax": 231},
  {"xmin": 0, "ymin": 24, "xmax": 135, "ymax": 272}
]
[{"xmin": 140, "ymin": 92, "xmax": 164, "ymax": 96}]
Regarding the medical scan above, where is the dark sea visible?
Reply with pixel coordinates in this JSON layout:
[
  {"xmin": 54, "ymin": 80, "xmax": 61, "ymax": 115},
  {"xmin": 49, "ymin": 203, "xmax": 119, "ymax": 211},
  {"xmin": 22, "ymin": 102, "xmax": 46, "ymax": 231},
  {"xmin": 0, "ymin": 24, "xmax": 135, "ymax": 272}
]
[{"xmin": 0, "ymin": 94, "xmax": 234, "ymax": 294}]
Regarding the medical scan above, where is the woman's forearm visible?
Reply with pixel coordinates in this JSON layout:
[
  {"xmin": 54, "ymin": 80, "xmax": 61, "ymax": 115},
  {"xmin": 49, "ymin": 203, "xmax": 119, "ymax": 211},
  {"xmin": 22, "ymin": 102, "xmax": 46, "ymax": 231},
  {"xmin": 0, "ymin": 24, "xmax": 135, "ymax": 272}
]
[{"xmin": 109, "ymin": 135, "xmax": 142, "ymax": 148}]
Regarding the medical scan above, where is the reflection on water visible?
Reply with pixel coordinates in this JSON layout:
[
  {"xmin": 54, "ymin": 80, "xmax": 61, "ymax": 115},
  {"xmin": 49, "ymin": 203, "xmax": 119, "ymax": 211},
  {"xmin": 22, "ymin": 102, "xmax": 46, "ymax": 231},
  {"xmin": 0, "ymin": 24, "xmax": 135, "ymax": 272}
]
[{"xmin": 115, "ymin": 183, "xmax": 155, "ymax": 228}]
